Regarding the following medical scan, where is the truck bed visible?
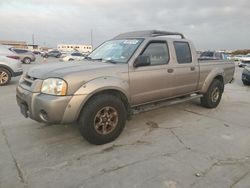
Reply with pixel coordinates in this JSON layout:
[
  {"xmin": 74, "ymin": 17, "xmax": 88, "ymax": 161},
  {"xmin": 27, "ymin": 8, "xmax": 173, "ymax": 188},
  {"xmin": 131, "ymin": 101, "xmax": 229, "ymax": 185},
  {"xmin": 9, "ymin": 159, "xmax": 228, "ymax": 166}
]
[{"xmin": 197, "ymin": 59, "xmax": 235, "ymax": 91}]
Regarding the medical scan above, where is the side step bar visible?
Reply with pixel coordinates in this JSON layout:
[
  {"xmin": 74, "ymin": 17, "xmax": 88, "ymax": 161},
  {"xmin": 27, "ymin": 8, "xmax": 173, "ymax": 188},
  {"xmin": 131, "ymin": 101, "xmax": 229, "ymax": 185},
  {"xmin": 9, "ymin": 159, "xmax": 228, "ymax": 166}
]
[{"xmin": 131, "ymin": 94, "xmax": 203, "ymax": 115}]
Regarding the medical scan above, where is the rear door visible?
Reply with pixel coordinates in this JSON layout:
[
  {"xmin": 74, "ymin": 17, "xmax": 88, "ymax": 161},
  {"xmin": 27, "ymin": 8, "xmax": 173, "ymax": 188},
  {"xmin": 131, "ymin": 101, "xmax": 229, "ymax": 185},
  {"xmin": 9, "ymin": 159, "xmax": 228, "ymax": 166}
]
[{"xmin": 171, "ymin": 41, "xmax": 199, "ymax": 96}]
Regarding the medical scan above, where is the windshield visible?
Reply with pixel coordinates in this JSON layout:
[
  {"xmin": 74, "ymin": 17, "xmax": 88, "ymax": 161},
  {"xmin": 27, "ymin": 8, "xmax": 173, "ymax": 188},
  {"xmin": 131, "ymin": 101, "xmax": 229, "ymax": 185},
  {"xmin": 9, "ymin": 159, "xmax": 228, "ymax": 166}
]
[{"xmin": 88, "ymin": 39, "xmax": 143, "ymax": 64}]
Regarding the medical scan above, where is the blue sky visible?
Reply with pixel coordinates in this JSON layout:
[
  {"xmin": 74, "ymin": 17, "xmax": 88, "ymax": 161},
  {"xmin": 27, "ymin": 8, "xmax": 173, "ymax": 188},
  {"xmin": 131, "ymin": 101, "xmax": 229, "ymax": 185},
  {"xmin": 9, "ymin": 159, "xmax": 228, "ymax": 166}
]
[{"xmin": 0, "ymin": 0, "xmax": 249, "ymax": 50}]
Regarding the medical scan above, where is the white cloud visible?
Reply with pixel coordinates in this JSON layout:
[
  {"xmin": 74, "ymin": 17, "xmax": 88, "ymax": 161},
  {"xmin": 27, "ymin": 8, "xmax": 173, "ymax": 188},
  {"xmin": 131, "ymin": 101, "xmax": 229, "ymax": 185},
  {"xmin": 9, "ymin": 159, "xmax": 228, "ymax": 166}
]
[{"xmin": 0, "ymin": 0, "xmax": 249, "ymax": 49}]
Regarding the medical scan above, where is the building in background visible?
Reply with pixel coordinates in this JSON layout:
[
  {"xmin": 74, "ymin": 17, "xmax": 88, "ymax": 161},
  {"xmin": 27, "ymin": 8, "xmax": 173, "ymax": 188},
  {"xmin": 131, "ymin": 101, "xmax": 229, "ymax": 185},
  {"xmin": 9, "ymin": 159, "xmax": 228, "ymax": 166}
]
[
  {"xmin": 0, "ymin": 40, "xmax": 27, "ymax": 49},
  {"xmin": 57, "ymin": 44, "xmax": 93, "ymax": 54},
  {"xmin": 27, "ymin": 44, "xmax": 39, "ymax": 51}
]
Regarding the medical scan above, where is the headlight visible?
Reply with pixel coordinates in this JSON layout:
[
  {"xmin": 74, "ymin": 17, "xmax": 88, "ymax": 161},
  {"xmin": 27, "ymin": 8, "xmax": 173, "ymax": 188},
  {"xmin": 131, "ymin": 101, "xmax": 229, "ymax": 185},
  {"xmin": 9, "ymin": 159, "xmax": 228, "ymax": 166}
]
[{"xmin": 41, "ymin": 78, "xmax": 67, "ymax": 96}]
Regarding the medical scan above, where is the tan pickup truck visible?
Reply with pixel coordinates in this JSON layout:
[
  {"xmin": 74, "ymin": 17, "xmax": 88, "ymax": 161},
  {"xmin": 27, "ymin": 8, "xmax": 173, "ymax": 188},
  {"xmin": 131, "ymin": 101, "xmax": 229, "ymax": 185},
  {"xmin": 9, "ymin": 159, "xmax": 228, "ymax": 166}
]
[{"xmin": 16, "ymin": 30, "xmax": 235, "ymax": 144}]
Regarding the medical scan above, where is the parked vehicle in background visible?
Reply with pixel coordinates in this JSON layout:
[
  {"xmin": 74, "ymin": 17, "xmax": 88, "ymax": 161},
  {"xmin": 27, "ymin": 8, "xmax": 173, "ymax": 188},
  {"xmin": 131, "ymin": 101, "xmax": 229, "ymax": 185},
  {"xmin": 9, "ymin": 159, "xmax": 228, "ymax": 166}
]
[
  {"xmin": 16, "ymin": 30, "xmax": 235, "ymax": 145},
  {"xmin": 0, "ymin": 45, "xmax": 23, "ymax": 85},
  {"xmin": 238, "ymin": 54, "xmax": 250, "ymax": 67},
  {"xmin": 41, "ymin": 50, "xmax": 61, "ymax": 58},
  {"xmin": 242, "ymin": 66, "xmax": 250, "ymax": 85},
  {"xmin": 10, "ymin": 48, "xmax": 36, "ymax": 64},
  {"xmin": 61, "ymin": 52, "xmax": 86, "ymax": 61},
  {"xmin": 232, "ymin": 55, "xmax": 245, "ymax": 61},
  {"xmin": 199, "ymin": 51, "xmax": 227, "ymax": 60},
  {"xmin": 32, "ymin": 51, "xmax": 41, "ymax": 55}
]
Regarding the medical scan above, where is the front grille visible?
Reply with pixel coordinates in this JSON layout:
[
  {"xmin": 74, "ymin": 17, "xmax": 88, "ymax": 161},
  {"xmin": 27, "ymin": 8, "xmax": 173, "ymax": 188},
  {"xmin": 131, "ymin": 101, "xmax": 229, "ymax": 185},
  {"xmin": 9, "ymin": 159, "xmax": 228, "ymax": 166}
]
[{"xmin": 21, "ymin": 74, "xmax": 37, "ymax": 88}]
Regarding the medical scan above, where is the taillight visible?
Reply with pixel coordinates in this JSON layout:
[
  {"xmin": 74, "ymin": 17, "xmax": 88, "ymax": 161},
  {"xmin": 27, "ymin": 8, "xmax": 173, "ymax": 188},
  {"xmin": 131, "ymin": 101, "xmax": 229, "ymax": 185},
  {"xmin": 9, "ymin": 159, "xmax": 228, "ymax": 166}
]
[{"xmin": 7, "ymin": 56, "xmax": 20, "ymax": 60}]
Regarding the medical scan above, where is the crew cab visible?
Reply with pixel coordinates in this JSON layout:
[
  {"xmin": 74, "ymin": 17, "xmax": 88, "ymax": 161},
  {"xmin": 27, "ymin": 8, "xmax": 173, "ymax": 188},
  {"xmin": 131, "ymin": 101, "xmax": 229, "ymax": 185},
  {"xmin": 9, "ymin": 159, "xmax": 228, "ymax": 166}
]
[{"xmin": 16, "ymin": 30, "xmax": 235, "ymax": 144}]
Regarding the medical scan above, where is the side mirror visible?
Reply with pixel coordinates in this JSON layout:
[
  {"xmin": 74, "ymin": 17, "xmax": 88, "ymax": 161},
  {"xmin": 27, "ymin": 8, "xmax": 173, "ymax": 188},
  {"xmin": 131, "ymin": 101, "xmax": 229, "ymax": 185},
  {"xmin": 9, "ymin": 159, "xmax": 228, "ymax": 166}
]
[{"xmin": 134, "ymin": 55, "xmax": 151, "ymax": 67}]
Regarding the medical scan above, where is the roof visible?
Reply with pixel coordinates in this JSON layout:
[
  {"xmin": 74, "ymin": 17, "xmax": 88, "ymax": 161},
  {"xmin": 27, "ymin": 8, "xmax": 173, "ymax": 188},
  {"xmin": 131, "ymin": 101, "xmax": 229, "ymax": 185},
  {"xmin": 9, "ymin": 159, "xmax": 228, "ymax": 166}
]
[{"xmin": 113, "ymin": 30, "xmax": 185, "ymax": 39}]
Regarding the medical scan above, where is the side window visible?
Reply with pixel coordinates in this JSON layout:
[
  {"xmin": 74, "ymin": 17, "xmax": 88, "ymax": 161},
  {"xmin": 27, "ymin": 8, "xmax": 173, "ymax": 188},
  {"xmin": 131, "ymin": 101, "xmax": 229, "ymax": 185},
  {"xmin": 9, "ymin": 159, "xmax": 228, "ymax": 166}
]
[
  {"xmin": 141, "ymin": 42, "xmax": 169, "ymax": 65},
  {"xmin": 174, "ymin": 42, "xmax": 192, "ymax": 64},
  {"xmin": 14, "ymin": 49, "xmax": 22, "ymax": 53}
]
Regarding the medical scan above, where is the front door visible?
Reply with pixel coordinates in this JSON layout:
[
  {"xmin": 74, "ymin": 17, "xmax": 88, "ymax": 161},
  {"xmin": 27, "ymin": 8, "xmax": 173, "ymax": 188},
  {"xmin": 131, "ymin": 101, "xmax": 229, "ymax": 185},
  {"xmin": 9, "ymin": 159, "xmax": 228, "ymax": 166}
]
[{"xmin": 129, "ymin": 41, "xmax": 175, "ymax": 106}]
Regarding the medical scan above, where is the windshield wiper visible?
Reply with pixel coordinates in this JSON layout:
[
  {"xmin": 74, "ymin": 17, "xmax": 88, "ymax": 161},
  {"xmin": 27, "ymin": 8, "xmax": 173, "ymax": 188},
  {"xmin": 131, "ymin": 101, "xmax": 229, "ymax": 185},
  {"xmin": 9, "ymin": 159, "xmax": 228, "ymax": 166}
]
[
  {"xmin": 85, "ymin": 56, "xmax": 92, "ymax": 60},
  {"xmin": 91, "ymin": 58, "xmax": 117, "ymax": 64}
]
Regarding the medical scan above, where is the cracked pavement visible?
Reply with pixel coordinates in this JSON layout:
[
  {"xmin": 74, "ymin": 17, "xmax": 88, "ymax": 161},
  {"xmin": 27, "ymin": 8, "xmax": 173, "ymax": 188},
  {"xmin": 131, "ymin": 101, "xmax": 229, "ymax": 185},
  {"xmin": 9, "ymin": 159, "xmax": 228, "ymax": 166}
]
[{"xmin": 0, "ymin": 58, "xmax": 250, "ymax": 188}]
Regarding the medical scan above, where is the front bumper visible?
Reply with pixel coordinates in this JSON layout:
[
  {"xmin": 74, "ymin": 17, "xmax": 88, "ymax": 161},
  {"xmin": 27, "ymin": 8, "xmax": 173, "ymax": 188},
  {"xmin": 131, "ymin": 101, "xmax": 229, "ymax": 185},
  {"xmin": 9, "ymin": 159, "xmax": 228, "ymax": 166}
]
[
  {"xmin": 16, "ymin": 85, "xmax": 87, "ymax": 124},
  {"xmin": 13, "ymin": 71, "xmax": 23, "ymax": 77}
]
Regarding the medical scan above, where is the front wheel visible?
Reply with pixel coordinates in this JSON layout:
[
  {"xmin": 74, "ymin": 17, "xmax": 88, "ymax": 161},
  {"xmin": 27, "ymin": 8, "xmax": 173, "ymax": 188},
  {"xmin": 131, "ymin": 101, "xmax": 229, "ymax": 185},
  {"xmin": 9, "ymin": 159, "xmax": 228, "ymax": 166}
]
[
  {"xmin": 78, "ymin": 93, "xmax": 127, "ymax": 145},
  {"xmin": 0, "ymin": 68, "xmax": 11, "ymax": 86},
  {"xmin": 200, "ymin": 79, "xmax": 224, "ymax": 108}
]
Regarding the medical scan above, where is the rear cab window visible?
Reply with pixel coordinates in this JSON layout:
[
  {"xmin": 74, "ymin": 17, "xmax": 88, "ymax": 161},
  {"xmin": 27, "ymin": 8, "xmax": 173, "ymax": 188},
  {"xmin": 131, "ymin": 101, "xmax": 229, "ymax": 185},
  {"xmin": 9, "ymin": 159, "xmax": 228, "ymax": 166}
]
[{"xmin": 174, "ymin": 41, "xmax": 192, "ymax": 64}]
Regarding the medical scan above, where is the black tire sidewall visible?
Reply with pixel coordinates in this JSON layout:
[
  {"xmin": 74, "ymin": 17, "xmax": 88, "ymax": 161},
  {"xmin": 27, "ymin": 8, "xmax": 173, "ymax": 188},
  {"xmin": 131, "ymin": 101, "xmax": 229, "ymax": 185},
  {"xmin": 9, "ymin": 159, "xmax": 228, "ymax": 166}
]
[
  {"xmin": 0, "ymin": 68, "xmax": 11, "ymax": 86},
  {"xmin": 79, "ymin": 94, "xmax": 126, "ymax": 145},
  {"xmin": 23, "ymin": 57, "xmax": 31, "ymax": 64},
  {"xmin": 201, "ymin": 79, "xmax": 223, "ymax": 108}
]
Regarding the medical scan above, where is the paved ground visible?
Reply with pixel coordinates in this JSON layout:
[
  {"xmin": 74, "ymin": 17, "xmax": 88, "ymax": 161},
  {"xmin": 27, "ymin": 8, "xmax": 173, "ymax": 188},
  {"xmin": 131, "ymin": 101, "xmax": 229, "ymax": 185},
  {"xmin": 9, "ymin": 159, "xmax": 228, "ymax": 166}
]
[{"xmin": 0, "ymin": 57, "xmax": 250, "ymax": 188}]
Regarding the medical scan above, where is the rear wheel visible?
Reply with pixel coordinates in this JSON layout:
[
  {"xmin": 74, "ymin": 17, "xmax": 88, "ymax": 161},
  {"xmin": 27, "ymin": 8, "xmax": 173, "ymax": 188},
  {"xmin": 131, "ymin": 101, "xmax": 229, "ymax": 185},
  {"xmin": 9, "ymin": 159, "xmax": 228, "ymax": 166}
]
[
  {"xmin": 0, "ymin": 68, "xmax": 11, "ymax": 86},
  {"xmin": 79, "ymin": 93, "xmax": 127, "ymax": 145},
  {"xmin": 23, "ymin": 57, "xmax": 31, "ymax": 64},
  {"xmin": 200, "ymin": 79, "xmax": 224, "ymax": 108}
]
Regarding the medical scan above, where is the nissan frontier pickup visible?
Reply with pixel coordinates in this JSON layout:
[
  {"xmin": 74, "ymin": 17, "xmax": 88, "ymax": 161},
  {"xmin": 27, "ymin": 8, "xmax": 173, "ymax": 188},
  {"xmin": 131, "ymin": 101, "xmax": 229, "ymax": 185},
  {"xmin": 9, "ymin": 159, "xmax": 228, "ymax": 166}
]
[{"xmin": 16, "ymin": 30, "xmax": 235, "ymax": 144}]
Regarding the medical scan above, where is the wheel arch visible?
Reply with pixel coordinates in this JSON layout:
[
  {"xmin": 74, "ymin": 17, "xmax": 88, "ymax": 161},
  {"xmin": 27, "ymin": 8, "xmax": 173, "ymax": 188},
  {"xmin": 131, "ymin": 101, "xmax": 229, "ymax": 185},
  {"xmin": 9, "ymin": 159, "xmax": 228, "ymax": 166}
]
[
  {"xmin": 74, "ymin": 76, "xmax": 130, "ymax": 121},
  {"xmin": 200, "ymin": 68, "xmax": 225, "ymax": 94},
  {"xmin": 0, "ymin": 64, "xmax": 14, "ymax": 76},
  {"xmin": 77, "ymin": 88, "xmax": 131, "ymax": 122}
]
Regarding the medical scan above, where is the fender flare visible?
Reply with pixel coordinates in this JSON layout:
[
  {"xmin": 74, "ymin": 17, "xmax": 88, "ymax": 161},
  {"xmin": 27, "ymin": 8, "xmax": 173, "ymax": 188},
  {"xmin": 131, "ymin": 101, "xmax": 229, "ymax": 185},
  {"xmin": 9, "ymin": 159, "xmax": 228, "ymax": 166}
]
[
  {"xmin": 200, "ymin": 68, "xmax": 224, "ymax": 93},
  {"xmin": 0, "ymin": 64, "xmax": 14, "ymax": 76},
  {"xmin": 74, "ymin": 76, "xmax": 130, "ymax": 120}
]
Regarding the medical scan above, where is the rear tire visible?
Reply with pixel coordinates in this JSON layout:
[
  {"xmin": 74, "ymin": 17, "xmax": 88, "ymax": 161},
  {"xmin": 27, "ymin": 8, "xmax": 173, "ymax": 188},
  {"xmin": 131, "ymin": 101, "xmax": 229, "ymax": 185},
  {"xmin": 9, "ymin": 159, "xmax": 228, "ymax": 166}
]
[
  {"xmin": 0, "ymin": 68, "xmax": 11, "ymax": 86},
  {"xmin": 200, "ymin": 79, "xmax": 224, "ymax": 108},
  {"xmin": 79, "ymin": 93, "xmax": 127, "ymax": 145},
  {"xmin": 23, "ymin": 57, "xmax": 31, "ymax": 64}
]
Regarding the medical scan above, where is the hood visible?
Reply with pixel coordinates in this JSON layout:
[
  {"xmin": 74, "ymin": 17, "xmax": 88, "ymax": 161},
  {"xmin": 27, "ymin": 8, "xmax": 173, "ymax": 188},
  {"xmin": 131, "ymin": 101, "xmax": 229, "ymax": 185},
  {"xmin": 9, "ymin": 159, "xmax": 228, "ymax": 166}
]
[
  {"xmin": 28, "ymin": 60, "xmax": 115, "ymax": 79},
  {"xmin": 28, "ymin": 60, "xmax": 129, "ymax": 95}
]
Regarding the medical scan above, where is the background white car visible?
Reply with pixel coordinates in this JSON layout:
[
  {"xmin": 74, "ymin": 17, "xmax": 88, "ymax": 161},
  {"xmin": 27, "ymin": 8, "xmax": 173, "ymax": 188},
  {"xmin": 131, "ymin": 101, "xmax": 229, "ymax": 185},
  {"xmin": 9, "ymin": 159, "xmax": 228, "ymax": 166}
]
[
  {"xmin": 0, "ymin": 45, "xmax": 23, "ymax": 85},
  {"xmin": 238, "ymin": 54, "xmax": 250, "ymax": 67},
  {"xmin": 61, "ymin": 52, "xmax": 86, "ymax": 62}
]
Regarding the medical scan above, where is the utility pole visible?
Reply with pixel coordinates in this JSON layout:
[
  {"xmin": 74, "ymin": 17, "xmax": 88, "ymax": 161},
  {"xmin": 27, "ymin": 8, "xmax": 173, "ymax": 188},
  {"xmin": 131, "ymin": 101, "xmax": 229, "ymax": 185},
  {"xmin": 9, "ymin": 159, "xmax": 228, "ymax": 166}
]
[
  {"xmin": 32, "ymin": 34, "xmax": 35, "ymax": 45},
  {"xmin": 90, "ymin": 29, "xmax": 93, "ymax": 48}
]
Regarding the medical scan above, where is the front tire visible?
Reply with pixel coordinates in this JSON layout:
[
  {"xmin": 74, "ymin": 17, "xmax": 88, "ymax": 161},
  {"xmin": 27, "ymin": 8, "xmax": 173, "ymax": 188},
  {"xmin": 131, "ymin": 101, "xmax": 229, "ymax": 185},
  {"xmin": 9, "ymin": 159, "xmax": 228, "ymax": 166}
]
[
  {"xmin": 79, "ymin": 93, "xmax": 127, "ymax": 145},
  {"xmin": 200, "ymin": 79, "xmax": 224, "ymax": 108},
  {"xmin": 0, "ymin": 68, "xmax": 11, "ymax": 86}
]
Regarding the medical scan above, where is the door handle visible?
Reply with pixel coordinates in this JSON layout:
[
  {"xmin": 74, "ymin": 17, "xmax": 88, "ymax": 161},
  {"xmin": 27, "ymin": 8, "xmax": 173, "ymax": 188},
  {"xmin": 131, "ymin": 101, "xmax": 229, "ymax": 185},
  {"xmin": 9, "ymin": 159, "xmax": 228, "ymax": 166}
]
[
  {"xmin": 190, "ymin": 66, "xmax": 195, "ymax": 71},
  {"xmin": 167, "ymin": 68, "xmax": 174, "ymax": 73}
]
